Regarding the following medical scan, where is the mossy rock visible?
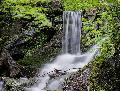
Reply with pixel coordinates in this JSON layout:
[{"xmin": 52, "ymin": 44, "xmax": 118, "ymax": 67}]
[{"xmin": 2, "ymin": 77, "xmax": 37, "ymax": 91}]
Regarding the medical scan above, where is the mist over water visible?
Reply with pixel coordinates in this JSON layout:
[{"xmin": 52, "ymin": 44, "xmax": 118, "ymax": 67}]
[{"xmin": 28, "ymin": 11, "xmax": 99, "ymax": 91}]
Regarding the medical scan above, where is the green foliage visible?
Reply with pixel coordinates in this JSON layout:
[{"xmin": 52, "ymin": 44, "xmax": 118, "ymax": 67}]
[
  {"xmin": 0, "ymin": 0, "xmax": 63, "ymax": 68},
  {"xmin": 63, "ymin": 0, "xmax": 99, "ymax": 10},
  {"xmin": 63, "ymin": 0, "xmax": 120, "ymax": 90},
  {"xmin": 0, "ymin": 0, "xmax": 119, "ymax": 90},
  {"xmin": 0, "ymin": 0, "xmax": 52, "ymax": 49},
  {"xmin": 100, "ymin": 90, "xmax": 106, "ymax": 91},
  {"xmin": 1, "ymin": 0, "xmax": 52, "ymax": 27},
  {"xmin": 3, "ymin": 77, "xmax": 37, "ymax": 91}
]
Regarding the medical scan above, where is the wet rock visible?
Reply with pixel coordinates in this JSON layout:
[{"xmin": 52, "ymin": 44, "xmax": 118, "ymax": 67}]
[
  {"xmin": 63, "ymin": 68, "xmax": 90, "ymax": 91},
  {"xmin": 2, "ymin": 77, "xmax": 37, "ymax": 91},
  {"xmin": 0, "ymin": 49, "xmax": 20, "ymax": 77}
]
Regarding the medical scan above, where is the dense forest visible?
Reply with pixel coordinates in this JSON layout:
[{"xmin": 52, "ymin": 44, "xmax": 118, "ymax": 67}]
[{"xmin": 0, "ymin": 0, "xmax": 120, "ymax": 91}]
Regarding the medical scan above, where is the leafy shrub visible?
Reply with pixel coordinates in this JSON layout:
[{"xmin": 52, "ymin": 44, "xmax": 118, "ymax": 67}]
[{"xmin": 63, "ymin": 0, "xmax": 120, "ymax": 90}]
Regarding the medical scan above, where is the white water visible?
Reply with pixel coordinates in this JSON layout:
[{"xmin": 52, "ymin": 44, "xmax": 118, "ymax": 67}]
[
  {"xmin": 62, "ymin": 11, "xmax": 82, "ymax": 54},
  {"xmin": 0, "ymin": 81, "xmax": 4, "ymax": 91},
  {"xmin": 27, "ymin": 46, "xmax": 99, "ymax": 91},
  {"xmin": 27, "ymin": 11, "xmax": 99, "ymax": 91}
]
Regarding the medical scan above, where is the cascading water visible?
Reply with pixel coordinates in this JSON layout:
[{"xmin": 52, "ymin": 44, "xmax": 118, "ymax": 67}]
[
  {"xmin": 0, "ymin": 81, "xmax": 4, "ymax": 91},
  {"xmin": 27, "ymin": 11, "xmax": 99, "ymax": 91},
  {"xmin": 62, "ymin": 11, "xmax": 82, "ymax": 54}
]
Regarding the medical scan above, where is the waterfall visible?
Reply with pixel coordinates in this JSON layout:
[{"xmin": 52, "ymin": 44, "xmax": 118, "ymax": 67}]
[
  {"xmin": 0, "ymin": 81, "xmax": 4, "ymax": 91},
  {"xmin": 62, "ymin": 11, "xmax": 82, "ymax": 54},
  {"xmin": 27, "ymin": 11, "xmax": 99, "ymax": 91}
]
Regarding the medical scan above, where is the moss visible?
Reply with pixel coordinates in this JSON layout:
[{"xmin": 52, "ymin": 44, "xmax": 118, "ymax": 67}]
[
  {"xmin": 63, "ymin": 0, "xmax": 120, "ymax": 90},
  {"xmin": 3, "ymin": 77, "xmax": 37, "ymax": 91},
  {"xmin": 17, "ymin": 28, "xmax": 62, "ymax": 67}
]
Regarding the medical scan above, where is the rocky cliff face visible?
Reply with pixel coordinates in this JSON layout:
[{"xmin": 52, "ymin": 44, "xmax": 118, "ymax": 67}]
[{"xmin": 0, "ymin": 0, "xmax": 63, "ymax": 78}]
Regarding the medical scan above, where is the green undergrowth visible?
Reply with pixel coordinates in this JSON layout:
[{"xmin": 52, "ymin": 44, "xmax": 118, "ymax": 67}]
[{"xmin": 63, "ymin": 0, "xmax": 120, "ymax": 90}]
